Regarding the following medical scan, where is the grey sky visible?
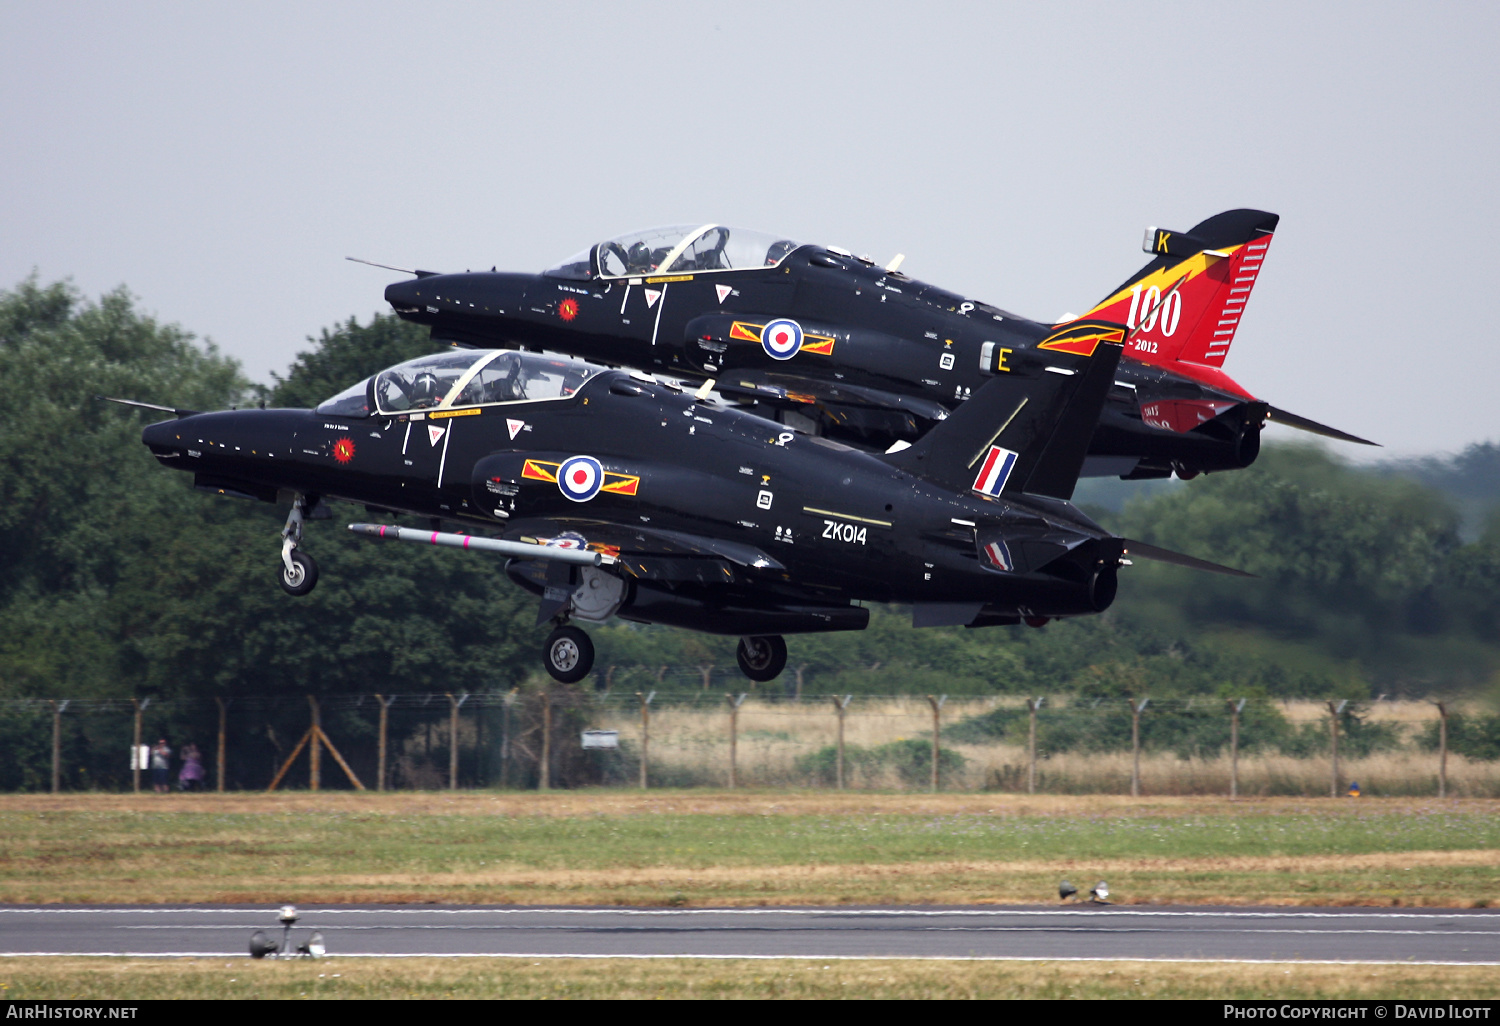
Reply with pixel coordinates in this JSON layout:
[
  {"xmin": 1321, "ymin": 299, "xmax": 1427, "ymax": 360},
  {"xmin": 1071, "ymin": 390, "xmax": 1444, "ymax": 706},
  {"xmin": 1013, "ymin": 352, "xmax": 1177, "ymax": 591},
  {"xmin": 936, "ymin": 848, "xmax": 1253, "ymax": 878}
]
[{"xmin": 4, "ymin": 1, "xmax": 1496, "ymax": 459}]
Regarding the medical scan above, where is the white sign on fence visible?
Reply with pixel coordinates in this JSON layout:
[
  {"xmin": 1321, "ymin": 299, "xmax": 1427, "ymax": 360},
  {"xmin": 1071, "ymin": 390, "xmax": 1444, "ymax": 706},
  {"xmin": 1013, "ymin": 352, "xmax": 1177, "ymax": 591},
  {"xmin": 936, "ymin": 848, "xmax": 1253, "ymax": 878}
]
[
  {"xmin": 581, "ymin": 730, "xmax": 619, "ymax": 750},
  {"xmin": 129, "ymin": 745, "xmax": 150, "ymax": 770}
]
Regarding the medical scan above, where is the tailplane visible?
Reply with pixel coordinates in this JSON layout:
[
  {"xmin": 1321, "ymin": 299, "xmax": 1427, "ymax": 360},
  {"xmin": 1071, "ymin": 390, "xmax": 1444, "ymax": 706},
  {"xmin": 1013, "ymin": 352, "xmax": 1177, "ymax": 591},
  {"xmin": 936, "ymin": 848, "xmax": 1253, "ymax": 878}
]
[
  {"xmin": 882, "ymin": 337, "xmax": 1124, "ymax": 502},
  {"xmin": 1079, "ymin": 209, "xmax": 1278, "ymax": 374}
]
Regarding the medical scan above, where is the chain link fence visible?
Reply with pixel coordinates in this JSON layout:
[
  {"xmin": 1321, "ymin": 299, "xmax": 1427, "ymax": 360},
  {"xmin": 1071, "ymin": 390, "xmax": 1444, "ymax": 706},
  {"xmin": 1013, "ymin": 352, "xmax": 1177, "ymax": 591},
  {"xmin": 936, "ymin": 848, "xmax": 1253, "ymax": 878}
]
[{"xmin": 2, "ymin": 688, "xmax": 1495, "ymax": 797}]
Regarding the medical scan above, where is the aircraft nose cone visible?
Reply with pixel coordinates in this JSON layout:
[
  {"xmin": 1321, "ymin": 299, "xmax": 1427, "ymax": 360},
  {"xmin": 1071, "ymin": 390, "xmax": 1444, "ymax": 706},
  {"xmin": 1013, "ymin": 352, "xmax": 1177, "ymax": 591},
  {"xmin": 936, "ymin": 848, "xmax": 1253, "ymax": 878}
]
[
  {"xmin": 385, "ymin": 278, "xmax": 422, "ymax": 310},
  {"xmin": 141, "ymin": 418, "xmax": 179, "ymax": 453}
]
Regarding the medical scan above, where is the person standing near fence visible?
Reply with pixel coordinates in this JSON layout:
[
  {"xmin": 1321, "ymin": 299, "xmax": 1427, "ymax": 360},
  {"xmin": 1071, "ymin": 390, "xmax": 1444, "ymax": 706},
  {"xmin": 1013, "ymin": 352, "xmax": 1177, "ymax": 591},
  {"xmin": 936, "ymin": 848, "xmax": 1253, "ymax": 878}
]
[
  {"xmin": 178, "ymin": 743, "xmax": 205, "ymax": 792},
  {"xmin": 150, "ymin": 739, "xmax": 172, "ymax": 794}
]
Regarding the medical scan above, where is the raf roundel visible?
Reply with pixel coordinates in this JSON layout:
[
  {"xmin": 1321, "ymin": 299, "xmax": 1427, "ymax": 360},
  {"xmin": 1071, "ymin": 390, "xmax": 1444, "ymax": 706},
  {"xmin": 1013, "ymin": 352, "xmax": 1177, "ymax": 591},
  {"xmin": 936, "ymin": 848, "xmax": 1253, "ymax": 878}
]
[
  {"xmin": 557, "ymin": 455, "xmax": 604, "ymax": 502},
  {"xmin": 761, "ymin": 318, "xmax": 803, "ymax": 361}
]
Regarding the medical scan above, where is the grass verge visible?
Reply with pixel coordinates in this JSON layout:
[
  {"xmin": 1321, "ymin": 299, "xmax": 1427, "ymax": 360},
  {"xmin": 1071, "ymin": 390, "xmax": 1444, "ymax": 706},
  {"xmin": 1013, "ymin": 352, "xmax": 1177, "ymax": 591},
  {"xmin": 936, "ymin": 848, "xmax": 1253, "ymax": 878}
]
[
  {"xmin": 0, "ymin": 956, "xmax": 1496, "ymax": 1000},
  {"xmin": 1, "ymin": 793, "xmax": 1497, "ymax": 907}
]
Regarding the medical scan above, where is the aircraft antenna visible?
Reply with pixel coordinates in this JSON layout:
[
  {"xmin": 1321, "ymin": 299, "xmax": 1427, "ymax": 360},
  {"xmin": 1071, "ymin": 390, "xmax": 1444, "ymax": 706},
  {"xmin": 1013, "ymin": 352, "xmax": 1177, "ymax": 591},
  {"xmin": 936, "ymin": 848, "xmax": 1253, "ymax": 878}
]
[{"xmin": 345, "ymin": 256, "xmax": 419, "ymax": 275}]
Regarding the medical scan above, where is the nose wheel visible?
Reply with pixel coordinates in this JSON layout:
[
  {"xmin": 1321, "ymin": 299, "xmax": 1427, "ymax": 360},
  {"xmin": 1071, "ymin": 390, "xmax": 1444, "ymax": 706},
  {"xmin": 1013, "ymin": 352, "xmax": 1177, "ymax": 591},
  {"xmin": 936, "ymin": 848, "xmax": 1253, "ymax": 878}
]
[
  {"xmin": 277, "ymin": 495, "xmax": 319, "ymax": 596},
  {"xmin": 736, "ymin": 635, "xmax": 787, "ymax": 682},
  {"xmin": 279, "ymin": 549, "xmax": 319, "ymax": 596},
  {"xmin": 543, "ymin": 625, "xmax": 594, "ymax": 683}
]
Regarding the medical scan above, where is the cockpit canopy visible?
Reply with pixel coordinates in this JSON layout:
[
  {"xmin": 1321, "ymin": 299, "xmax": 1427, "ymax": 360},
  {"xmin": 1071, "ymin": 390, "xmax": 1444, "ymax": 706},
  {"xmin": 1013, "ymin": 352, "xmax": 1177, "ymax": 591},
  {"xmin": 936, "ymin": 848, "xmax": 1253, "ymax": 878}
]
[
  {"xmin": 544, "ymin": 224, "xmax": 801, "ymax": 280},
  {"xmin": 316, "ymin": 350, "xmax": 600, "ymax": 418}
]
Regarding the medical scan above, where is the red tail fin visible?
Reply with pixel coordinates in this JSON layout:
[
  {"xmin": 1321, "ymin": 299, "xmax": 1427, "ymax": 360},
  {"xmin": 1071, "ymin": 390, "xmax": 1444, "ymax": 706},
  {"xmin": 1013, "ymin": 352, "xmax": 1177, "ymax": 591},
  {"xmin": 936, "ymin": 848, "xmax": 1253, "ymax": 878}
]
[{"xmin": 1078, "ymin": 209, "xmax": 1277, "ymax": 375}]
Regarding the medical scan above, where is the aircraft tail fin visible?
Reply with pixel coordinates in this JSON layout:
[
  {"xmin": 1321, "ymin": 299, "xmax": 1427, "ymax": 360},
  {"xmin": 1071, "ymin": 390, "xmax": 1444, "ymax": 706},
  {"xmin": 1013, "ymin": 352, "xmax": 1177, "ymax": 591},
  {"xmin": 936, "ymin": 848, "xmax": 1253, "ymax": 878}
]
[
  {"xmin": 882, "ymin": 336, "xmax": 1124, "ymax": 502},
  {"xmin": 1078, "ymin": 209, "xmax": 1278, "ymax": 374}
]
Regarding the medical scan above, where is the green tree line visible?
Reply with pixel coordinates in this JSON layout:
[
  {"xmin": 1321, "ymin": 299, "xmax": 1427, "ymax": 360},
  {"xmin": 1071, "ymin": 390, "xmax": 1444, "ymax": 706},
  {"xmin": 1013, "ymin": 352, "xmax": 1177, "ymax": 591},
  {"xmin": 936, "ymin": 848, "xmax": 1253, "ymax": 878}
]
[{"xmin": 4, "ymin": 276, "xmax": 1499, "ymax": 711}]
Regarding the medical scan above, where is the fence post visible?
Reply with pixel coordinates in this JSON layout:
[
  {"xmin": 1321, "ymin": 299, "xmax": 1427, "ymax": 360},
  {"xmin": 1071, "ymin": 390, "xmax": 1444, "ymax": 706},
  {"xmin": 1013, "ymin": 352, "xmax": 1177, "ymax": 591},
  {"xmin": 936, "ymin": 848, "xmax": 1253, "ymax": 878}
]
[
  {"xmin": 306, "ymin": 696, "xmax": 321, "ymax": 791},
  {"xmin": 500, "ymin": 690, "xmax": 516, "ymax": 788},
  {"xmin": 1327, "ymin": 700, "xmax": 1348, "ymax": 797},
  {"xmin": 727, "ymin": 693, "xmax": 747, "ymax": 788},
  {"xmin": 540, "ymin": 689, "xmax": 552, "ymax": 791},
  {"xmin": 50, "ymin": 700, "xmax": 68, "ymax": 794},
  {"xmin": 831, "ymin": 695, "xmax": 852, "ymax": 789},
  {"xmin": 1436, "ymin": 701, "xmax": 1449, "ymax": 799},
  {"xmin": 1228, "ymin": 699, "xmax": 1247, "ymax": 800},
  {"xmin": 637, "ymin": 690, "xmax": 654, "ymax": 789},
  {"xmin": 1130, "ymin": 698, "xmax": 1149, "ymax": 797},
  {"xmin": 1026, "ymin": 698, "xmax": 1044, "ymax": 794},
  {"xmin": 376, "ymin": 694, "xmax": 395, "ymax": 791},
  {"xmin": 447, "ymin": 693, "xmax": 468, "ymax": 790},
  {"xmin": 926, "ymin": 695, "xmax": 947, "ymax": 793},
  {"xmin": 131, "ymin": 698, "xmax": 149, "ymax": 794},
  {"xmin": 214, "ymin": 698, "xmax": 228, "ymax": 793}
]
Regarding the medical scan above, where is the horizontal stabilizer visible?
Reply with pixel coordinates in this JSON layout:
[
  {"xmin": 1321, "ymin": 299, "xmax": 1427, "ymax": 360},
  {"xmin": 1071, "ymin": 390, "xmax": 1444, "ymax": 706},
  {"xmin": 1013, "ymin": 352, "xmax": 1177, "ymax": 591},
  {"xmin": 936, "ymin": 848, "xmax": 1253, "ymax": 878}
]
[
  {"xmin": 1267, "ymin": 406, "xmax": 1378, "ymax": 446},
  {"xmin": 1123, "ymin": 539, "xmax": 1255, "ymax": 578}
]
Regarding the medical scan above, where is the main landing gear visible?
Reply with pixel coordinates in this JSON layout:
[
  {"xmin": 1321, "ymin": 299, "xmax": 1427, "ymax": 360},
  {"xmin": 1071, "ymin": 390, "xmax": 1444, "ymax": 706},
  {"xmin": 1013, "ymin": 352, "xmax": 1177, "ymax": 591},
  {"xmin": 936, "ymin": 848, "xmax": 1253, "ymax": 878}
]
[
  {"xmin": 278, "ymin": 495, "xmax": 319, "ymax": 596},
  {"xmin": 543, "ymin": 623, "xmax": 595, "ymax": 684},
  {"xmin": 538, "ymin": 624, "xmax": 790, "ymax": 684},
  {"xmin": 736, "ymin": 635, "xmax": 787, "ymax": 682}
]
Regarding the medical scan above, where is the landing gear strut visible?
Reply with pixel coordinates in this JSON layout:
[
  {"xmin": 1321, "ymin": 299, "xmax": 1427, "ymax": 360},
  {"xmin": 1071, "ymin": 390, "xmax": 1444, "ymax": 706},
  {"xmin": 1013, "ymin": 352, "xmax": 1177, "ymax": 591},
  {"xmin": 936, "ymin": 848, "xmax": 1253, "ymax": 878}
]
[
  {"xmin": 543, "ymin": 624, "xmax": 594, "ymax": 683},
  {"xmin": 278, "ymin": 495, "xmax": 319, "ymax": 596},
  {"xmin": 736, "ymin": 635, "xmax": 787, "ymax": 682}
]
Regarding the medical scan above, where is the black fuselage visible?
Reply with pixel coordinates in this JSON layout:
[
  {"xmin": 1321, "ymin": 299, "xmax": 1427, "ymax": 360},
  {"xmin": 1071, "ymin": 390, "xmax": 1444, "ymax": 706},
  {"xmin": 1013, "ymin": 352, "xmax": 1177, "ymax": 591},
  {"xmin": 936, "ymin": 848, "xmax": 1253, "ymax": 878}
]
[
  {"xmin": 142, "ymin": 366, "xmax": 1120, "ymax": 636},
  {"xmin": 385, "ymin": 246, "xmax": 1262, "ymax": 479}
]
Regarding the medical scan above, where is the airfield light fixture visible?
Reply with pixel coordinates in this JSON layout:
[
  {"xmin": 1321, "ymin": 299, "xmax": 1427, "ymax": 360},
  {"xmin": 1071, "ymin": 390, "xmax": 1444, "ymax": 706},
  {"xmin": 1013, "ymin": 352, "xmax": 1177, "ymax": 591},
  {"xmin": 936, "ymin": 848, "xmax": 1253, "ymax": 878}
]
[
  {"xmin": 1059, "ymin": 880, "xmax": 1077, "ymax": 903},
  {"xmin": 298, "ymin": 931, "xmax": 326, "ymax": 958},
  {"xmin": 1089, "ymin": 881, "xmax": 1110, "ymax": 903},
  {"xmin": 249, "ymin": 905, "xmax": 327, "ymax": 958}
]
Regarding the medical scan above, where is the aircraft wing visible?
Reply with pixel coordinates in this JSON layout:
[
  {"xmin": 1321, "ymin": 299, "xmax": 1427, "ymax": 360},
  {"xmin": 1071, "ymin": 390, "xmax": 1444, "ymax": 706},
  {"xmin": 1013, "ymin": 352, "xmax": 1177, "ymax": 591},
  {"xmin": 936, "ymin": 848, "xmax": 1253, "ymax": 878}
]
[
  {"xmin": 504, "ymin": 518, "xmax": 784, "ymax": 581},
  {"xmin": 714, "ymin": 370, "xmax": 951, "ymax": 421}
]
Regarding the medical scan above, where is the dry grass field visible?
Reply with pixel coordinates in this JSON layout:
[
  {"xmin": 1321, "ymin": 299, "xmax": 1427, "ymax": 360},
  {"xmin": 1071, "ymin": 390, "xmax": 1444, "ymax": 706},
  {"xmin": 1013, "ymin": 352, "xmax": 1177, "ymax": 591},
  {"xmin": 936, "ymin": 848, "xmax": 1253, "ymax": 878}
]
[
  {"xmin": 2, "ymin": 956, "xmax": 1496, "ymax": 1000},
  {"xmin": 592, "ymin": 697, "xmax": 1500, "ymax": 795}
]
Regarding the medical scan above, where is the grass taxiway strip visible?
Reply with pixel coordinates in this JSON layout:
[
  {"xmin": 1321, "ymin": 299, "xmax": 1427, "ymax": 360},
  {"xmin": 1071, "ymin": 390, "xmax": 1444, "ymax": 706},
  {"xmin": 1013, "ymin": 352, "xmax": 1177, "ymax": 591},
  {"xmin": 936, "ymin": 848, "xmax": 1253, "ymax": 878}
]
[
  {"xmin": 1, "ymin": 792, "xmax": 1496, "ymax": 907},
  {"xmin": 0, "ymin": 956, "xmax": 1496, "ymax": 1000}
]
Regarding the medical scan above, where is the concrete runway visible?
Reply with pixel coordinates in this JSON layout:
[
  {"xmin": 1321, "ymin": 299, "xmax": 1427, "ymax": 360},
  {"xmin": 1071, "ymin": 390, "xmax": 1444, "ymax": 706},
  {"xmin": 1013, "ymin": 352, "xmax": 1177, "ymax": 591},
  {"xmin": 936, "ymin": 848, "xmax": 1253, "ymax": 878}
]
[{"xmin": 2, "ymin": 906, "xmax": 1497, "ymax": 964}]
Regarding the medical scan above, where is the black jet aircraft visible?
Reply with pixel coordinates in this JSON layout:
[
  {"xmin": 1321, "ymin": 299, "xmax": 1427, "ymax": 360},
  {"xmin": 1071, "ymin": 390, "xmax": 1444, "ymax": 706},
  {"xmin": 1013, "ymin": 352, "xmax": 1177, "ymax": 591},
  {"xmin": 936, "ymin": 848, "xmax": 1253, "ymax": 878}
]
[
  {"xmin": 379, "ymin": 210, "xmax": 1373, "ymax": 481},
  {"xmin": 118, "ymin": 337, "xmax": 1246, "ymax": 684}
]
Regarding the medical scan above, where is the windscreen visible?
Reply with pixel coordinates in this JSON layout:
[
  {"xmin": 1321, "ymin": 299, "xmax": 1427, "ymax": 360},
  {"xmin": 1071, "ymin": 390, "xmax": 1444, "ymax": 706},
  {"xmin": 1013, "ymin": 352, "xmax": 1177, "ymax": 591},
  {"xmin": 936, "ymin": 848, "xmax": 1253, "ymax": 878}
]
[
  {"xmin": 316, "ymin": 378, "xmax": 373, "ymax": 417},
  {"xmin": 372, "ymin": 352, "xmax": 488, "ymax": 414}
]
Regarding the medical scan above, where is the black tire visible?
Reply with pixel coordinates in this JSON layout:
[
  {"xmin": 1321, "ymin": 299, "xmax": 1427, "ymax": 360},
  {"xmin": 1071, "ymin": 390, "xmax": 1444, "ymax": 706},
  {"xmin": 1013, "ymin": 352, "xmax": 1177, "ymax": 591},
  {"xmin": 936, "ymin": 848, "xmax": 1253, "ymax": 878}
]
[
  {"xmin": 278, "ymin": 550, "xmax": 319, "ymax": 596},
  {"xmin": 736, "ymin": 635, "xmax": 787, "ymax": 682},
  {"xmin": 543, "ymin": 625, "xmax": 594, "ymax": 684}
]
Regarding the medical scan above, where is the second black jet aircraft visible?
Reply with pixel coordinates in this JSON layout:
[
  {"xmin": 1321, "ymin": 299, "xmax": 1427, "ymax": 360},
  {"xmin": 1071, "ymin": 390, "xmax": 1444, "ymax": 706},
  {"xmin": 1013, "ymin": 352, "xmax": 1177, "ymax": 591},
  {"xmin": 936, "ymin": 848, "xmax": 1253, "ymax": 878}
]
[{"xmin": 379, "ymin": 210, "xmax": 1374, "ymax": 483}]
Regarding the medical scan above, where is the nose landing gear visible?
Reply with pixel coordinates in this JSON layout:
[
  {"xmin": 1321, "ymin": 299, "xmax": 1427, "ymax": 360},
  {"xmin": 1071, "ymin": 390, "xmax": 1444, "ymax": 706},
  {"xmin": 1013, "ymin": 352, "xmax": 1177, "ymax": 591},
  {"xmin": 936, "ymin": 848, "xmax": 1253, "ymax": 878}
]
[{"xmin": 278, "ymin": 495, "xmax": 319, "ymax": 596}]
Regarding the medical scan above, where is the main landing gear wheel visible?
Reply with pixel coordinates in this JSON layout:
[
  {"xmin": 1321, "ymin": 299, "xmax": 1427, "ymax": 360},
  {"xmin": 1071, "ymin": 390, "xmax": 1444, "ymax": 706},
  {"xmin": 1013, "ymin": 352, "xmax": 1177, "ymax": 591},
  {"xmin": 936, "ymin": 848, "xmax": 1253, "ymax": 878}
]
[
  {"xmin": 278, "ymin": 550, "xmax": 319, "ymax": 596},
  {"xmin": 736, "ymin": 635, "xmax": 787, "ymax": 682},
  {"xmin": 544, "ymin": 625, "xmax": 594, "ymax": 684}
]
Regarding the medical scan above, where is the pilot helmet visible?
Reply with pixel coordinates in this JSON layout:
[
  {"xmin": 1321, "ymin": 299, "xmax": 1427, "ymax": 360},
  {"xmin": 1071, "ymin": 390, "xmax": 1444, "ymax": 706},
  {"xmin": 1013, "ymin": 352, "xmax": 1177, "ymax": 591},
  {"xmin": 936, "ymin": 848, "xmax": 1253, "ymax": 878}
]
[
  {"xmin": 626, "ymin": 241, "xmax": 652, "ymax": 273},
  {"xmin": 411, "ymin": 371, "xmax": 442, "ymax": 405}
]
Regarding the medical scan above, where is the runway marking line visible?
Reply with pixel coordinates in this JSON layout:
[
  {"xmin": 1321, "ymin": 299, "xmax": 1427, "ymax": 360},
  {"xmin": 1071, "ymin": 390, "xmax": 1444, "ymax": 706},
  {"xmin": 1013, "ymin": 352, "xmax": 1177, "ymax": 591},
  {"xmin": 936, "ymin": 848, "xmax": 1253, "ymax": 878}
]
[
  {"xmin": 1, "ymin": 952, "xmax": 1496, "ymax": 967},
  {"xmin": 2, "ymin": 907, "xmax": 1495, "ymax": 921}
]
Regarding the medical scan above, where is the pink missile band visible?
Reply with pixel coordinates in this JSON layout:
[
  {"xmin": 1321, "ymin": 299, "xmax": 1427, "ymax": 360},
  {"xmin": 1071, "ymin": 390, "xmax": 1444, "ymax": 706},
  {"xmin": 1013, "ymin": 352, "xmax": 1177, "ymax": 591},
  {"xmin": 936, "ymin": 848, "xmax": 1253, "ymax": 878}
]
[
  {"xmin": 463, "ymin": 536, "xmax": 471, "ymax": 548},
  {"xmin": 430, "ymin": 532, "xmax": 439, "ymax": 544},
  {"xmin": 379, "ymin": 526, "xmax": 388, "ymax": 538}
]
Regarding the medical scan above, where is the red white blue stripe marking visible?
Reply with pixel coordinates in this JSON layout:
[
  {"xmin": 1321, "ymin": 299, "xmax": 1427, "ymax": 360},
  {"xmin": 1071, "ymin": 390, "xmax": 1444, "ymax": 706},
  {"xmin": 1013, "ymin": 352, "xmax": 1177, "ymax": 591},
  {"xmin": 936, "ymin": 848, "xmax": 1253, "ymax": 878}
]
[{"xmin": 971, "ymin": 445, "xmax": 1019, "ymax": 498}]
